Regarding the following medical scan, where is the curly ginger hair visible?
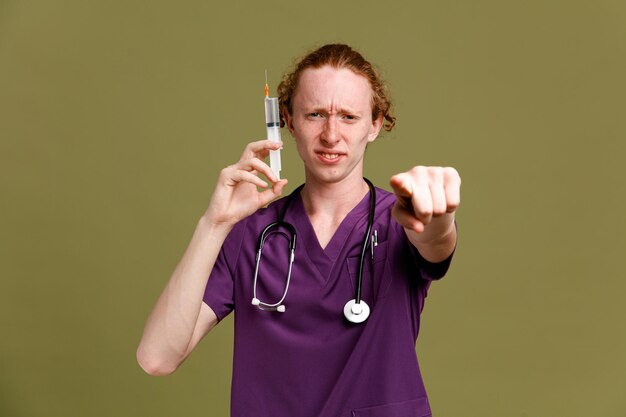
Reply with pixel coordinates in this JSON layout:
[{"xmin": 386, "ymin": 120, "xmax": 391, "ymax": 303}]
[{"xmin": 277, "ymin": 44, "xmax": 396, "ymax": 132}]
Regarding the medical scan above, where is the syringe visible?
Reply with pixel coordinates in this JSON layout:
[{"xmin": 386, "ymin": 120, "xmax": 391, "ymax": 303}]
[{"xmin": 264, "ymin": 74, "xmax": 282, "ymax": 179}]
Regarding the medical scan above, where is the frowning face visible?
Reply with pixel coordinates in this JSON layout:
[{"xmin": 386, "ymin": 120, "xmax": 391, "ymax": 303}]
[{"xmin": 284, "ymin": 65, "xmax": 383, "ymax": 186}]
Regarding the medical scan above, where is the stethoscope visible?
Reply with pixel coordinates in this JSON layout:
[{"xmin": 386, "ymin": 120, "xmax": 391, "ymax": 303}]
[{"xmin": 251, "ymin": 178, "xmax": 377, "ymax": 323}]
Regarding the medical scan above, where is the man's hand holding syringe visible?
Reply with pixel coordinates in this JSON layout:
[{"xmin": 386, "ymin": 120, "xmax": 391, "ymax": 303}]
[{"xmin": 202, "ymin": 76, "xmax": 287, "ymax": 227}]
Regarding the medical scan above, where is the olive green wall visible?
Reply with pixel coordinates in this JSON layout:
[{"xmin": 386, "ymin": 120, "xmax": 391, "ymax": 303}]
[{"xmin": 1, "ymin": 1, "xmax": 625, "ymax": 416}]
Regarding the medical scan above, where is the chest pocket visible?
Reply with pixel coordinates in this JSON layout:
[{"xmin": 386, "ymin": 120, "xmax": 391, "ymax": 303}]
[
  {"xmin": 345, "ymin": 240, "xmax": 389, "ymax": 305},
  {"xmin": 351, "ymin": 397, "xmax": 431, "ymax": 417}
]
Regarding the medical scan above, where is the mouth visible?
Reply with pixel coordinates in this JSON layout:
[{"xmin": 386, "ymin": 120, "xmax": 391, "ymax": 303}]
[
  {"xmin": 319, "ymin": 152, "xmax": 341, "ymax": 160},
  {"xmin": 315, "ymin": 151, "xmax": 344, "ymax": 164}
]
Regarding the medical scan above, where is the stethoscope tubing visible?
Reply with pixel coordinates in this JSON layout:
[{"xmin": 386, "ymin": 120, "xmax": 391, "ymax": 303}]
[
  {"xmin": 252, "ymin": 178, "xmax": 376, "ymax": 321},
  {"xmin": 252, "ymin": 221, "xmax": 297, "ymax": 309},
  {"xmin": 355, "ymin": 178, "xmax": 376, "ymax": 305}
]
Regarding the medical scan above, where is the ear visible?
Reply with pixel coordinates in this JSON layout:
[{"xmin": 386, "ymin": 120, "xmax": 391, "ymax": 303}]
[
  {"xmin": 366, "ymin": 115, "xmax": 384, "ymax": 143},
  {"xmin": 283, "ymin": 109, "xmax": 296, "ymax": 135}
]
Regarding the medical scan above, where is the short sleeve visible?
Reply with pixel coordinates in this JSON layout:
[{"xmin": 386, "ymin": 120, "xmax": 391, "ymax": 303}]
[
  {"xmin": 202, "ymin": 220, "xmax": 247, "ymax": 321},
  {"xmin": 409, "ymin": 243, "xmax": 455, "ymax": 281},
  {"xmin": 400, "ymin": 220, "xmax": 457, "ymax": 282}
]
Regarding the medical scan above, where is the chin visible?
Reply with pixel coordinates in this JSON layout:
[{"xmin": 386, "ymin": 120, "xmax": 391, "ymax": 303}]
[{"xmin": 307, "ymin": 168, "xmax": 354, "ymax": 185}]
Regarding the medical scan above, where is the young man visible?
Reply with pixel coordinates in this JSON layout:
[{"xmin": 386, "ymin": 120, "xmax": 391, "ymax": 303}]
[{"xmin": 137, "ymin": 44, "xmax": 460, "ymax": 417}]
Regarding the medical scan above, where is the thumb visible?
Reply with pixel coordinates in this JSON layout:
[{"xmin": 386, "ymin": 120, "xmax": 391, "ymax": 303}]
[{"xmin": 258, "ymin": 179, "xmax": 288, "ymax": 207}]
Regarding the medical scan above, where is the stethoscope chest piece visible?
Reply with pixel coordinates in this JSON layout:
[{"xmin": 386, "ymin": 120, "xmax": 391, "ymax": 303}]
[{"xmin": 343, "ymin": 299, "xmax": 370, "ymax": 323}]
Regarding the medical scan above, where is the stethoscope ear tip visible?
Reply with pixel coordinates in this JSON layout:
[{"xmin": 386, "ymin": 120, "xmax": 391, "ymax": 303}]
[{"xmin": 252, "ymin": 298, "xmax": 286, "ymax": 312}]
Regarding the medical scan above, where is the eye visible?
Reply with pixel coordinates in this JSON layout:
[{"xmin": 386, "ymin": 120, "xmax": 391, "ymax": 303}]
[
  {"xmin": 342, "ymin": 114, "xmax": 359, "ymax": 121},
  {"xmin": 307, "ymin": 112, "xmax": 323, "ymax": 118}
]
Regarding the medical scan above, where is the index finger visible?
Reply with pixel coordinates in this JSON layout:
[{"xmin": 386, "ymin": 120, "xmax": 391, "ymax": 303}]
[
  {"xmin": 390, "ymin": 172, "xmax": 433, "ymax": 225},
  {"xmin": 389, "ymin": 174, "xmax": 415, "ymax": 215},
  {"xmin": 389, "ymin": 174, "xmax": 413, "ymax": 198},
  {"xmin": 240, "ymin": 140, "xmax": 283, "ymax": 161}
]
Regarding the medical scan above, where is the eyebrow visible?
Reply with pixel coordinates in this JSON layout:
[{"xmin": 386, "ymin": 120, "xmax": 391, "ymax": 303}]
[{"xmin": 307, "ymin": 105, "xmax": 362, "ymax": 115}]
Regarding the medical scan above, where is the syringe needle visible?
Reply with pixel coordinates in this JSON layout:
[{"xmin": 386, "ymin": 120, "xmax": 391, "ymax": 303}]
[{"xmin": 264, "ymin": 69, "xmax": 269, "ymax": 97}]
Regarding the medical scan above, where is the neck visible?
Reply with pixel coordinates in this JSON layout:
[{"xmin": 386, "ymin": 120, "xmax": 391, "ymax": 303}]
[{"xmin": 300, "ymin": 174, "xmax": 369, "ymax": 217}]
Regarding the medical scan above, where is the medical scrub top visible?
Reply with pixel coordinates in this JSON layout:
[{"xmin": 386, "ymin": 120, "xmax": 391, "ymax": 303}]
[{"xmin": 203, "ymin": 186, "xmax": 453, "ymax": 417}]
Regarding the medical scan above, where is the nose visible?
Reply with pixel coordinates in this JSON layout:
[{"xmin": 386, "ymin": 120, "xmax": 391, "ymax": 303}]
[{"xmin": 320, "ymin": 117, "xmax": 339, "ymax": 147}]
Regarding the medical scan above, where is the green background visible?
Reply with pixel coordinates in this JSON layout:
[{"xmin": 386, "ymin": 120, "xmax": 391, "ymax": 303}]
[{"xmin": 1, "ymin": 0, "xmax": 625, "ymax": 416}]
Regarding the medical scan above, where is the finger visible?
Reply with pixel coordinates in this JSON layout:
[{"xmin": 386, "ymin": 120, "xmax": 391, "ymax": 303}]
[
  {"xmin": 443, "ymin": 167, "xmax": 461, "ymax": 213},
  {"xmin": 391, "ymin": 172, "xmax": 433, "ymax": 225},
  {"xmin": 389, "ymin": 173, "xmax": 412, "ymax": 198},
  {"xmin": 258, "ymin": 179, "xmax": 289, "ymax": 207},
  {"xmin": 227, "ymin": 170, "xmax": 269, "ymax": 188},
  {"xmin": 389, "ymin": 174, "xmax": 414, "ymax": 216},
  {"xmin": 391, "ymin": 202, "xmax": 425, "ymax": 233},
  {"xmin": 240, "ymin": 140, "xmax": 283, "ymax": 161},
  {"xmin": 429, "ymin": 169, "xmax": 447, "ymax": 217},
  {"xmin": 411, "ymin": 181, "xmax": 433, "ymax": 225},
  {"xmin": 236, "ymin": 157, "xmax": 278, "ymax": 183}
]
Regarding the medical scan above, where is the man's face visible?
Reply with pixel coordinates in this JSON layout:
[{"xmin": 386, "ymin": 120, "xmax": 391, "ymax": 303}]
[{"xmin": 284, "ymin": 65, "xmax": 383, "ymax": 185}]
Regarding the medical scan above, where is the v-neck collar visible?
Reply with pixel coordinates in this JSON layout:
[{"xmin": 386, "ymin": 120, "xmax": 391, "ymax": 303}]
[{"xmin": 285, "ymin": 189, "xmax": 371, "ymax": 284}]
